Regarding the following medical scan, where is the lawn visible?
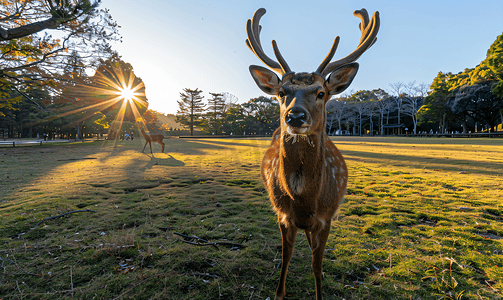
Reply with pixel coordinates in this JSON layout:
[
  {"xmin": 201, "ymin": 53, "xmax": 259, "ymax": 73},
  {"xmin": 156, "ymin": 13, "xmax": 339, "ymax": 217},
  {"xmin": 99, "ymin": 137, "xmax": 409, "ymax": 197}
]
[{"xmin": 0, "ymin": 136, "xmax": 502, "ymax": 299}]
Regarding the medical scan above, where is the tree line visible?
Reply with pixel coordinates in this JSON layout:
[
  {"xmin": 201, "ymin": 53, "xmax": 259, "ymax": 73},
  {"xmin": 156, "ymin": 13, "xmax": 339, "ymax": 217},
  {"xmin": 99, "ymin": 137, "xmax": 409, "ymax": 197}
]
[
  {"xmin": 175, "ymin": 88, "xmax": 279, "ymax": 136},
  {"xmin": 1, "ymin": 2, "xmax": 502, "ymax": 139},
  {"xmin": 418, "ymin": 32, "xmax": 503, "ymax": 134},
  {"xmin": 325, "ymin": 32, "xmax": 502, "ymax": 136}
]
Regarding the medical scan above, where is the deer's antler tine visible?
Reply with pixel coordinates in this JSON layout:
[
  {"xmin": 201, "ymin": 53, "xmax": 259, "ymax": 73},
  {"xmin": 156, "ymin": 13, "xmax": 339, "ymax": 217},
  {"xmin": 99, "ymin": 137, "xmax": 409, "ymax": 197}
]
[
  {"xmin": 354, "ymin": 9, "xmax": 370, "ymax": 44},
  {"xmin": 315, "ymin": 36, "xmax": 340, "ymax": 75},
  {"xmin": 319, "ymin": 10, "xmax": 380, "ymax": 77},
  {"xmin": 272, "ymin": 40, "xmax": 292, "ymax": 74},
  {"xmin": 246, "ymin": 8, "xmax": 289, "ymax": 75},
  {"xmin": 251, "ymin": 8, "xmax": 265, "ymax": 48}
]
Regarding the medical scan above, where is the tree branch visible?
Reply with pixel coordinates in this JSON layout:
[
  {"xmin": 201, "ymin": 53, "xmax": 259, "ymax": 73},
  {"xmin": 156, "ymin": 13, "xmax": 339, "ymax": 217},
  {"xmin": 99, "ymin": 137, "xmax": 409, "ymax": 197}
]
[
  {"xmin": 13, "ymin": 209, "xmax": 96, "ymax": 238},
  {"xmin": 34, "ymin": 209, "xmax": 96, "ymax": 229},
  {"xmin": 10, "ymin": 84, "xmax": 46, "ymax": 110},
  {"xmin": 173, "ymin": 232, "xmax": 246, "ymax": 250},
  {"xmin": 1, "ymin": 35, "xmax": 72, "ymax": 72},
  {"xmin": 0, "ymin": 16, "xmax": 60, "ymax": 41}
]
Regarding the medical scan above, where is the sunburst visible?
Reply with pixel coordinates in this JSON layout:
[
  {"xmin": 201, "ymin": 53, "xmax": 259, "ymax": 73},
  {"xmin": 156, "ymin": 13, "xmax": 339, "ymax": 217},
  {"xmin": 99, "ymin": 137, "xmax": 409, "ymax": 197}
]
[
  {"xmin": 120, "ymin": 87, "xmax": 136, "ymax": 102},
  {"xmin": 42, "ymin": 62, "xmax": 149, "ymax": 142}
]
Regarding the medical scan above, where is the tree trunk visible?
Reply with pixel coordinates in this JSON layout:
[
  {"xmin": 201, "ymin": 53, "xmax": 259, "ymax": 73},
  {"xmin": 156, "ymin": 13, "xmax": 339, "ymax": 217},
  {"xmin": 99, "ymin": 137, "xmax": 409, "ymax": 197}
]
[
  {"xmin": 380, "ymin": 112, "xmax": 384, "ymax": 135},
  {"xmin": 359, "ymin": 113, "xmax": 362, "ymax": 136},
  {"xmin": 369, "ymin": 114, "xmax": 374, "ymax": 136}
]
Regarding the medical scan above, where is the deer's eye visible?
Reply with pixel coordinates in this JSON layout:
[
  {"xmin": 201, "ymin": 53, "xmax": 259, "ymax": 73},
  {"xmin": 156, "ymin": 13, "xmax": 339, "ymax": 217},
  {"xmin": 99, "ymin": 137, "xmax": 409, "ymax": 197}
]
[
  {"xmin": 317, "ymin": 91, "xmax": 325, "ymax": 99},
  {"xmin": 278, "ymin": 91, "xmax": 285, "ymax": 98}
]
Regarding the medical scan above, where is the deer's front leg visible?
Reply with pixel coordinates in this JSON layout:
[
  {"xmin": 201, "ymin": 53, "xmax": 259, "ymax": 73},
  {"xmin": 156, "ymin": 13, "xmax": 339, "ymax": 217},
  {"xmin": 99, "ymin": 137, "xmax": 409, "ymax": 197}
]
[
  {"xmin": 310, "ymin": 220, "xmax": 331, "ymax": 300},
  {"xmin": 276, "ymin": 221, "xmax": 297, "ymax": 300}
]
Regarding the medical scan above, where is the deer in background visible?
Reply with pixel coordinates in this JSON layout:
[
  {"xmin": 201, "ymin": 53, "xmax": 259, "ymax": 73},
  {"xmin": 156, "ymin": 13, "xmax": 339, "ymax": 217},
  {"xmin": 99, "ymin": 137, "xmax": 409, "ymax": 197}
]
[
  {"xmin": 140, "ymin": 128, "xmax": 165, "ymax": 153},
  {"xmin": 246, "ymin": 8, "xmax": 380, "ymax": 300}
]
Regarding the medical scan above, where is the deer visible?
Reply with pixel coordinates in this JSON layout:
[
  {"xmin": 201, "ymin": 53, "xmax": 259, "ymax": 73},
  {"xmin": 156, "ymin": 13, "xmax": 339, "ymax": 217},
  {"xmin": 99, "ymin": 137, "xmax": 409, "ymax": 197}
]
[
  {"xmin": 139, "ymin": 128, "xmax": 165, "ymax": 153},
  {"xmin": 245, "ymin": 8, "xmax": 380, "ymax": 300}
]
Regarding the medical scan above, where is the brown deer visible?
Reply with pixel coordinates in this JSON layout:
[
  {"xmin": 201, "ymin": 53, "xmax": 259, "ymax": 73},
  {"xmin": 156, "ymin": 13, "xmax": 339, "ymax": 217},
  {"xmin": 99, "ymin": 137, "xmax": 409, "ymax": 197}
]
[
  {"xmin": 140, "ymin": 128, "xmax": 165, "ymax": 153},
  {"xmin": 246, "ymin": 8, "xmax": 380, "ymax": 300}
]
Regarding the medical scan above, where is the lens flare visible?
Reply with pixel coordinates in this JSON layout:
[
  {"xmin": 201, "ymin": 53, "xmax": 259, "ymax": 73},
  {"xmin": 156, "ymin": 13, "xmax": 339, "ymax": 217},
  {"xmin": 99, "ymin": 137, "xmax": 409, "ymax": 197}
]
[
  {"xmin": 37, "ymin": 61, "xmax": 149, "ymax": 143},
  {"xmin": 120, "ymin": 87, "xmax": 136, "ymax": 102}
]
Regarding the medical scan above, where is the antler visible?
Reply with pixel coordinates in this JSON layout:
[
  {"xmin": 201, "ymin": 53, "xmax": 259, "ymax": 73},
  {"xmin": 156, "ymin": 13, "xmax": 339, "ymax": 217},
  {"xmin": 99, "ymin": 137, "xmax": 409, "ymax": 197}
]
[
  {"xmin": 316, "ymin": 9, "xmax": 380, "ymax": 77},
  {"xmin": 246, "ymin": 8, "xmax": 291, "ymax": 75}
]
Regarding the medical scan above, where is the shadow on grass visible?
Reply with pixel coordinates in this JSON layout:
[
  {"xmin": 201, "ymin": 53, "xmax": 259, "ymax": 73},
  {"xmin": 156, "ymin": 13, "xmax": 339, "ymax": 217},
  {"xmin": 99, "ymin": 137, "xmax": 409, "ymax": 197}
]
[
  {"xmin": 184, "ymin": 138, "xmax": 269, "ymax": 149},
  {"xmin": 342, "ymin": 149, "xmax": 503, "ymax": 175},
  {"xmin": 141, "ymin": 154, "xmax": 185, "ymax": 170}
]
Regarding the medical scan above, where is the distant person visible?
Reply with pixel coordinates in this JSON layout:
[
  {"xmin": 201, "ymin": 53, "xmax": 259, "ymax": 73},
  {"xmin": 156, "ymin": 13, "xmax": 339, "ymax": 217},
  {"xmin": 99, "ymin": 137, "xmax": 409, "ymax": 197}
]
[
  {"xmin": 43, "ymin": 133, "xmax": 47, "ymax": 141},
  {"xmin": 131, "ymin": 132, "xmax": 134, "ymax": 140}
]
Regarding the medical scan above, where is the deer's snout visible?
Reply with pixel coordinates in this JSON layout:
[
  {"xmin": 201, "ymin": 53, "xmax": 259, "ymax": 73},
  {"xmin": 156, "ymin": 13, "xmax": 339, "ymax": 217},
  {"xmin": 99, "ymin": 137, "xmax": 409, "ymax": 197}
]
[{"xmin": 285, "ymin": 108, "xmax": 308, "ymax": 128}]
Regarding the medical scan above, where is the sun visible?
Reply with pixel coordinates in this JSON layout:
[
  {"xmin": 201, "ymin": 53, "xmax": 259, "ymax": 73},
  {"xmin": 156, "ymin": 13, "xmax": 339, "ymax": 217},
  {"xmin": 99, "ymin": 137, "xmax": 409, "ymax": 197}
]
[{"xmin": 120, "ymin": 86, "xmax": 136, "ymax": 102}]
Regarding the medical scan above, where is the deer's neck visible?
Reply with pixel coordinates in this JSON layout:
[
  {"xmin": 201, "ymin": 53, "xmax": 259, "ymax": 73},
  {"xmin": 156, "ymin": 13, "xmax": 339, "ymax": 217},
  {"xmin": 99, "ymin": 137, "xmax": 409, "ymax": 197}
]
[{"xmin": 278, "ymin": 131, "xmax": 325, "ymax": 201}]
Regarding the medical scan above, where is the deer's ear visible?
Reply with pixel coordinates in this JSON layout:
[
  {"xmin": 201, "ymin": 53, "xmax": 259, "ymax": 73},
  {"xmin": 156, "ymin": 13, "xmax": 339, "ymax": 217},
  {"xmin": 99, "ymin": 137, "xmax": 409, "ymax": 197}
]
[
  {"xmin": 249, "ymin": 65, "xmax": 281, "ymax": 95},
  {"xmin": 326, "ymin": 63, "xmax": 359, "ymax": 95}
]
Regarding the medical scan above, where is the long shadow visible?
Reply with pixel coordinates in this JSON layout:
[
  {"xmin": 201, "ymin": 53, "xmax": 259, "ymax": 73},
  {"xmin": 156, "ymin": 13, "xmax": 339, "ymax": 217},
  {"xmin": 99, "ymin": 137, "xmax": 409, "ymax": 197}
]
[
  {"xmin": 183, "ymin": 138, "xmax": 269, "ymax": 149},
  {"xmin": 141, "ymin": 154, "xmax": 185, "ymax": 172},
  {"xmin": 331, "ymin": 136, "xmax": 503, "ymax": 146},
  {"xmin": 341, "ymin": 149, "xmax": 503, "ymax": 175},
  {"xmin": 157, "ymin": 138, "xmax": 229, "ymax": 155}
]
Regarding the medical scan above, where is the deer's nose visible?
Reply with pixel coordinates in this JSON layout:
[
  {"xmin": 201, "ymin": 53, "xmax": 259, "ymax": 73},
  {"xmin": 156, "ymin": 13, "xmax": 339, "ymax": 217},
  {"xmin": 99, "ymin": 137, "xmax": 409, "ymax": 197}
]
[{"xmin": 286, "ymin": 108, "xmax": 307, "ymax": 128}]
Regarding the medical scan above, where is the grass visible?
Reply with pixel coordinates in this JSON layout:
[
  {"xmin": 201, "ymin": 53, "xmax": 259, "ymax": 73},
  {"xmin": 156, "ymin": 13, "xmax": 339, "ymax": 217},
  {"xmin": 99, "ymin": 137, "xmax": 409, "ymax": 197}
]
[{"xmin": 0, "ymin": 136, "xmax": 502, "ymax": 299}]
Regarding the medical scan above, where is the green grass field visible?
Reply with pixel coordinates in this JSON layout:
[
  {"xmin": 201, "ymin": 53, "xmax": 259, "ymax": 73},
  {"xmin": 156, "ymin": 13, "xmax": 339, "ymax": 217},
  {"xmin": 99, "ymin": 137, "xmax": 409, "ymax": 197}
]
[{"xmin": 0, "ymin": 136, "xmax": 502, "ymax": 299}]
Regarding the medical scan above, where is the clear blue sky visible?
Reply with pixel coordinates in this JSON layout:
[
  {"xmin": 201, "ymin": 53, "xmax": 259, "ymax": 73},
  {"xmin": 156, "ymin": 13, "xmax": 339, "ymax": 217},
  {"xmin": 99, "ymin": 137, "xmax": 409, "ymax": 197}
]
[{"xmin": 103, "ymin": 0, "xmax": 503, "ymax": 115}]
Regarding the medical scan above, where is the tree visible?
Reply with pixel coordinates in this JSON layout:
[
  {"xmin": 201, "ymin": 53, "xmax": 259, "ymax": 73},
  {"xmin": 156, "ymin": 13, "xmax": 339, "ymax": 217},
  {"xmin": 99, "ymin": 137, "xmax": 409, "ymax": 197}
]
[
  {"xmin": 485, "ymin": 32, "xmax": 503, "ymax": 97},
  {"xmin": 449, "ymin": 81, "xmax": 503, "ymax": 132},
  {"xmin": 176, "ymin": 88, "xmax": 205, "ymax": 136},
  {"xmin": 138, "ymin": 109, "xmax": 158, "ymax": 132},
  {"xmin": 241, "ymin": 96, "xmax": 279, "ymax": 135},
  {"xmin": 326, "ymin": 99, "xmax": 347, "ymax": 134},
  {"xmin": 375, "ymin": 97, "xmax": 392, "ymax": 135},
  {"xmin": 363, "ymin": 101, "xmax": 376, "ymax": 135},
  {"xmin": 206, "ymin": 92, "xmax": 225, "ymax": 134},
  {"xmin": 1, "ymin": 0, "xmax": 119, "ymax": 79},
  {"xmin": 221, "ymin": 104, "xmax": 245, "ymax": 135},
  {"xmin": 343, "ymin": 106, "xmax": 357, "ymax": 135},
  {"xmin": 417, "ymin": 72, "xmax": 455, "ymax": 133},
  {"xmin": 388, "ymin": 82, "xmax": 428, "ymax": 134},
  {"xmin": 389, "ymin": 82, "xmax": 406, "ymax": 125},
  {"xmin": 348, "ymin": 101, "xmax": 366, "ymax": 136}
]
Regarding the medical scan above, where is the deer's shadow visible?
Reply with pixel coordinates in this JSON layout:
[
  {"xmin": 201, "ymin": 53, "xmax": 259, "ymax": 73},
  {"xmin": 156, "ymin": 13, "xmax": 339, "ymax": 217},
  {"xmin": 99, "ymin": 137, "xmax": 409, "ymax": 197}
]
[{"xmin": 141, "ymin": 153, "xmax": 185, "ymax": 172}]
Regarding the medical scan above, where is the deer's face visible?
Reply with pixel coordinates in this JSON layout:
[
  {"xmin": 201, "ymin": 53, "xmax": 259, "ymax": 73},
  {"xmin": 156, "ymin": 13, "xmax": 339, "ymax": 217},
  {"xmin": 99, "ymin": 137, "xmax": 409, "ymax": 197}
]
[
  {"xmin": 249, "ymin": 63, "xmax": 359, "ymax": 136},
  {"xmin": 277, "ymin": 72, "xmax": 326, "ymax": 135}
]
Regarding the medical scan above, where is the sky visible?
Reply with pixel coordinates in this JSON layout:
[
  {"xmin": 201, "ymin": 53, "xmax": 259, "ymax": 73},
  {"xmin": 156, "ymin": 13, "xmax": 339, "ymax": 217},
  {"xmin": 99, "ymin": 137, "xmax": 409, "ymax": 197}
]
[{"xmin": 102, "ymin": 0, "xmax": 503, "ymax": 115}]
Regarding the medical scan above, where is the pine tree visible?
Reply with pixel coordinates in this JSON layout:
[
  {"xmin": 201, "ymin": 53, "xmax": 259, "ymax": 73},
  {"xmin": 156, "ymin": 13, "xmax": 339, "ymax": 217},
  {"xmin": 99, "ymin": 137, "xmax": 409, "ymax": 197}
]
[
  {"xmin": 176, "ymin": 88, "xmax": 205, "ymax": 136},
  {"xmin": 206, "ymin": 92, "xmax": 226, "ymax": 134}
]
